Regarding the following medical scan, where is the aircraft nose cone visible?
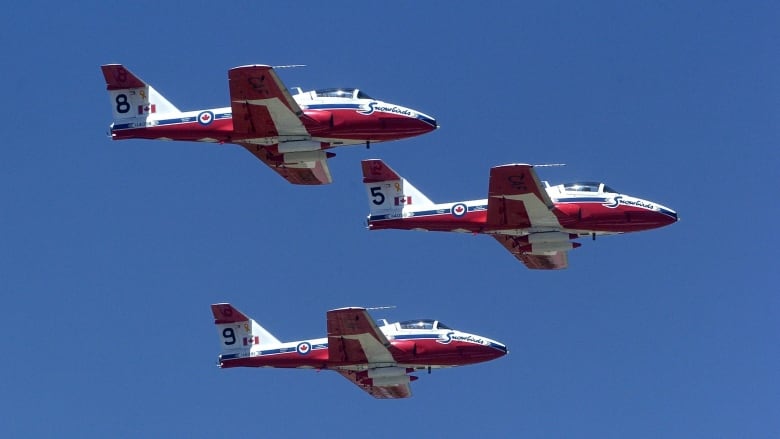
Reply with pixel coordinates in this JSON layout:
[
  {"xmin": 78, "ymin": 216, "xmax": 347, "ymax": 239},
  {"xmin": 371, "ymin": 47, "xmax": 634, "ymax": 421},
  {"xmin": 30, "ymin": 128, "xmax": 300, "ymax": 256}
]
[
  {"xmin": 482, "ymin": 340, "xmax": 509, "ymax": 359},
  {"xmin": 417, "ymin": 113, "xmax": 438, "ymax": 130},
  {"xmin": 451, "ymin": 333, "xmax": 508, "ymax": 364},
  {"xmin": 492, "ymin": 342, "xmax": 509, "ymax": 356},
  {"xmin": 657, "ymin": 205, "xmax": 679, "ymax": 225},
  {"xmin": 624, "ymin": 196, "xmax": 679, "ymax": 230},
  {"xmin": 640, "ymin": 209, "xmax": 678, "ymax": 231}
]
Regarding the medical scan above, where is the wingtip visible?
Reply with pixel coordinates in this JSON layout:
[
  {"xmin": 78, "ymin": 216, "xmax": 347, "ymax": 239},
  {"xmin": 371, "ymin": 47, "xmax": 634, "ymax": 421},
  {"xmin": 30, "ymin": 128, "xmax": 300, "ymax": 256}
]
[
  {"xmin": 229, "ymin": 64, "xmax": 272, "ymax": 71},
  {"xmin": 328, "ymin": 306, "xmax": 367, "ymax": 312}
]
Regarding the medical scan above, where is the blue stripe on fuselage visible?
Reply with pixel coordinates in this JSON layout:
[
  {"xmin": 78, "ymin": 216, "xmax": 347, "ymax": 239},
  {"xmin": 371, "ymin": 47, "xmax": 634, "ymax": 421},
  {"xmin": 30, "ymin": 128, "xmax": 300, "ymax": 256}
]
[
  {"xmin": 256, "ymin": 344, "xmax": 328, "ymax": 356},
  {"xmin": 305, "ymin": 104, "xmax": 363, "ymax": 110},
  {"xmin": 370, "ymin": 204, "xmax": 487, "ymax": 222},
  {"xmin": 112, "ymin": 113, "xmax": 232, "ymax": 131},
  {"xmin": 393, "ymin": 334, "xmax": 441, "ymax": 341},
  {"xmin": 554, "ymin": 197, "xmax": 609, "ymax": 203}
]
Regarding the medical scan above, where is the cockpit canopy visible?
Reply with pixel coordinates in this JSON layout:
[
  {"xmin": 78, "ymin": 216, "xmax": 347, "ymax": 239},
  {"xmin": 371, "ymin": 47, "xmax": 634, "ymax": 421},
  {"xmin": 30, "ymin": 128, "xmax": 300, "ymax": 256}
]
[
  {"xmin": 313, "ymin": 88, "xmax": 374, "ymax": 100},
  {"xmin": 562, "ymin": 181, "xmax": 618, "ymax": 194},
  {"xmin": 398, "ymin": 319, "xmax": 452, "ymax": 330}
]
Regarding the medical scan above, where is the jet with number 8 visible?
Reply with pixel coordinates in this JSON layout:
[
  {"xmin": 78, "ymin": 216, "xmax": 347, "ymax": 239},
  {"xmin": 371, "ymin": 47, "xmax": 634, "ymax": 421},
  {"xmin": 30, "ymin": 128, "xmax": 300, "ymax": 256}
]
[
  {"xmin": 211, "ymin": 303, "xmax": 507, "ymax": 399},
  {"xmin": 100, "ymin": 64, "xmax": 437, "ymax": 185},
  {"xmin": 362, "ymin": 159, "xmax": 678, "ymax": 270}
]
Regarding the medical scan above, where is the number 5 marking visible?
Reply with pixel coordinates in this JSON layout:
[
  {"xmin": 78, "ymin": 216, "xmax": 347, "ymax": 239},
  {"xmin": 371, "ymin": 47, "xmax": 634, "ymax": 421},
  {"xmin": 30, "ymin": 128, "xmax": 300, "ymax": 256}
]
[{"xmin": 370, "ymin": 186, "xmax": 385, "ymax": 205}]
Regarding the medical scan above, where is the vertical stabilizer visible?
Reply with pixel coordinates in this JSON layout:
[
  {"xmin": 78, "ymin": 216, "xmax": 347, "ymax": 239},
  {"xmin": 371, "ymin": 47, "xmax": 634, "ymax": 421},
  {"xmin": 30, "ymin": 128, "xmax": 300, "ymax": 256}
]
[
  {"xmin": 211, "ymin": 303, "xmax": 281, "ymax": 359},
  {"xmin": 101, "ymin": 64, "xmax": 180, "ymax": 123},
  {"xmin": 361, "ymin": 159, "xmax": 434, "ymax": 219}
]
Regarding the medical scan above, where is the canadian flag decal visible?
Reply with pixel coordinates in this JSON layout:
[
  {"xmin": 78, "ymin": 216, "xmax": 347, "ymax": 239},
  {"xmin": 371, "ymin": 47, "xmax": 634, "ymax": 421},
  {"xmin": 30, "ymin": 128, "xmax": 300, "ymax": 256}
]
[
  {"xmin": 243, "ymin": 336, "xmax": 259, "ymax": 346},
  {"xmin": 395, "ymin": 196, "xmax": 412, "ymax": 206},
  {"xmin": 138, "ymin": 104, "xmax": 156, "ymax": 115}
]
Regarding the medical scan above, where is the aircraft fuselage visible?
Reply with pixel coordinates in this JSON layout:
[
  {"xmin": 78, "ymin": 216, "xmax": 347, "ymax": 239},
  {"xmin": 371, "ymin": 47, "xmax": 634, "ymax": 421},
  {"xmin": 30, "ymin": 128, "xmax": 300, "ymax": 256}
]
[
  {"xmin": 109, "ymin": 100, "xmax": 437, "ymax": 147},
  {"xmin": 366, "ymin": 191, "xmax": 678, "ymax": 236},
  {"xmin": 219, "ymin": 329, "xmax": 507, "ymax": 371}
]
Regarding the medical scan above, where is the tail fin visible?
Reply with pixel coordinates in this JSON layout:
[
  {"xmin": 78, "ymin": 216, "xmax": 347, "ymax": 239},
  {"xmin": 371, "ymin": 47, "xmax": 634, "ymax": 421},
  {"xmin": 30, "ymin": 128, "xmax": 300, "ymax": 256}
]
[
  {"xmin": 361, "ymin": 159, "xmax": 434, "ymax": 217},
  {"xmin": 100, "ymin": 64, "xmax": 180, "ymax": 123},
  {"xmin": 211, "ymin": 303, "xmax": 281, "ymax": 359}
]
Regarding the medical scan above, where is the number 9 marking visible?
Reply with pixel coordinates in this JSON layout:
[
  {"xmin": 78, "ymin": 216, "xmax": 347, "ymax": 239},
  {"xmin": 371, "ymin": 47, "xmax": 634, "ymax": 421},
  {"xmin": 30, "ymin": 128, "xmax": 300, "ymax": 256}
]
[{"xmin": 222, "ymin": 328, "xmax": 236, "ymax": 345}]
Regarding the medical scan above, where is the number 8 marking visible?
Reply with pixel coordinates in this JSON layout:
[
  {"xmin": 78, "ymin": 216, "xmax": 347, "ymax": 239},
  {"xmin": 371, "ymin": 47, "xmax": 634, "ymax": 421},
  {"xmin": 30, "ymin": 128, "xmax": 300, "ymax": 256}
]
[{"xmin": 115, "ymin": 94, "xmax": 130, "ymax": 113}]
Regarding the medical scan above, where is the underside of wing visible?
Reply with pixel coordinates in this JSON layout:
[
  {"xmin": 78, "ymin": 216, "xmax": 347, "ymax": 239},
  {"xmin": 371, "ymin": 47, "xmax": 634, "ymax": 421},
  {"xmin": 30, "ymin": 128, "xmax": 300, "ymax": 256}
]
[
  {"xmin": 337, "ymin": 370, "xmax": 412, "ymax": 399},
  {"xmin": 493, "ymin": 235, "xmax": 570, "ymax": 270},
  {"xmin": 518, "ymin": 252, "xmax": 568, "ymax": 270},
  {"xmin": 486, "ymin": 164, "xmax": 558, "ymax": 229},
  {"xmin": 327, "ymin": 308, "xmax": 395, "ymax": 365},
  {"xmin": 228, "ymin": 65, "xmax": 309, "ymax": 138},
  {"xmin": 238, "ymin": 143, "xmax": 332, "ymax": 185}
]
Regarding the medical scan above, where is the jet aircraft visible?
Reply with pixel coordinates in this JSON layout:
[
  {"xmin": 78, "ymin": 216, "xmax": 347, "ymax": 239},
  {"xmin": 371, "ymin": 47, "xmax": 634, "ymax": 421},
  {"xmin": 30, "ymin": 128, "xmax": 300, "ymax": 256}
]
[
  {"xmin": 362, "ymin": 159, "xmax": 678, "ymax": 270},
  {"xmin": 100, "ymin": 64, "xmax": 437, "ymax": 185},
  {"xmin": 211, "ymin": 303, "xmax": 507, "ymax": 399}
]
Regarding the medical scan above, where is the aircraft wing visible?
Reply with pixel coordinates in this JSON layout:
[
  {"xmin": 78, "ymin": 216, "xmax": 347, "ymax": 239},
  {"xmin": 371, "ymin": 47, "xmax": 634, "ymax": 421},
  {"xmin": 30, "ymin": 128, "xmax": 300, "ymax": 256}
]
[
  {"xmin": 492, "ymin": 235, "xmax": 569, "ymax": 270},
  {"xmin": 327, "ymin": 308, "xmax": 414, "ymax": 398},
  {"xmin": 237, "ymin": 142, "xmax": 332, "ymax": 185},
  {"xmin": 487, "ymin": 164, "xmax": 573, "ymax": 269},
  {"xmin": 229, "ymin": 65, "xmax": 332, "ymax": 185},
  {"xmin": 327, "ymin": 308, "xmax": 395, "ymax": 365},
  {"xmin": 486, "ymin": 164, "xmax": 557, "ymax": 228},
  {"xmin": 336, "ymin": 370, "xmax": 412, "ymax": 399},
  {"xmin": 228, "ymin": 65, "xmax": 308, "ymax": 138}
]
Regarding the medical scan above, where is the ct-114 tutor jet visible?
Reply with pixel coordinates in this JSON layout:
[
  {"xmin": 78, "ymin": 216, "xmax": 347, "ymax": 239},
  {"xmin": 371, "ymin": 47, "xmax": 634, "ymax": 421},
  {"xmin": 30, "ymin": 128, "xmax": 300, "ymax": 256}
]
[
  {"xmin": 100, "ymin": 64, "xmax": 437, "ymax": 185},
  {"xmin": 362, "ymin": 159, "xmax": 678, "ymax": 270},
  {"xmin": 211, "ymin": 303, "xmax": 507, "ymax": 399}
]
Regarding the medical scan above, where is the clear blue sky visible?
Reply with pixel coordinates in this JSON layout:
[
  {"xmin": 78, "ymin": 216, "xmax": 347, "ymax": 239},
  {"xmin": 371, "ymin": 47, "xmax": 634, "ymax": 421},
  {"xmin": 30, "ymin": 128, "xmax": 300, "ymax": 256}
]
[{"xmin": 1, "ymin": 1, "xmax": 777, "ymax": 437}]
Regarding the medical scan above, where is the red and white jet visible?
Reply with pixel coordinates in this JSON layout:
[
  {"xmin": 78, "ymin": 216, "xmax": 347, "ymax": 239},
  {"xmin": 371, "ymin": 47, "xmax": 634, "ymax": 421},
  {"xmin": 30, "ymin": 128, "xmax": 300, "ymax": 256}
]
[
  {"xmin": 101, "ymin": 64, "xmax": 437, "ymax": 185},
  {"xmin": 211, "ymin": 303, "xmax": 507, "ymax": 399},
  {"xmin": 362, "ymin": 159, "xmax": 679, "ymax": 270}
]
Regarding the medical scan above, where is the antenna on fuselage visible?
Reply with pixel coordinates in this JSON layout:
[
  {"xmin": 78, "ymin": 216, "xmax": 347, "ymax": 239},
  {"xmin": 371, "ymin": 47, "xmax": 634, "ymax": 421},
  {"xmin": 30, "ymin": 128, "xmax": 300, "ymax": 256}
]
[
  {"xmin": 275, "ymin": 65, "xmax": 308, "ymax": 96},
  {"xmin": 534, "ymin": 164, "xmax": 565, "ymax": 188}
]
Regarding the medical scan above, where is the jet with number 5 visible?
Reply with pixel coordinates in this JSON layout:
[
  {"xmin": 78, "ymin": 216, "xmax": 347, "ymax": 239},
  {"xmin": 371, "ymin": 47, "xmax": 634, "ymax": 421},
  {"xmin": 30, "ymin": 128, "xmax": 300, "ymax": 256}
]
[
  {"xmin": 211, "ymin": 303, "xmax": 507, "ymax": 399},
  {"xmin": 362, "ymin": 159, "xmax": 678, "ymax": 270},
  {"xmin": 100, "ymin": 64, "xmax": 437, "ymax": 185}
]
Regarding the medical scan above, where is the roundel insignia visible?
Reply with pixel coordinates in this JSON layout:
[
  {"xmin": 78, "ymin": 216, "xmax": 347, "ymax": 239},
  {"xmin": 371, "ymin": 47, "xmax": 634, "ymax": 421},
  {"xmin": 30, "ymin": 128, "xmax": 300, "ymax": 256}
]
[
  {"xmin": 296, "ymin": 342, "xmax": 311, "ymax": 355},
  {"xmin": 451, "ymin": 203, "xmax": 467, "ymax": 217},
  {"xmin": 198, "ymin": 111, "xmax": 214, "ymax": 126}
]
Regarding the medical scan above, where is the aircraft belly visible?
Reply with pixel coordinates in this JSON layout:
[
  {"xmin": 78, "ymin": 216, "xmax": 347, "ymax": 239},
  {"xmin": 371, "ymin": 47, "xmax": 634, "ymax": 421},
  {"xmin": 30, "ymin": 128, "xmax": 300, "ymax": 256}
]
[
  {"xmin": 221, "ymin": 349, "xmax": 328, "ymax": 369},
  {"xmin": 112, "ymin": 119, "xmax": 234, "ymax": 142},
  {"xmin": 564, "ymin": 204, "xmax": 676, "ymax": 233},
  {"xmin": 390, "ymin": 339, "xmax": 504, "ymax": 366},
  {"xmin": 316, "ymin": 110, "xmax": 432, "ymax": 140},
  {"xmin": 368, "ymin": 212, "xmax": 485, "ymax": 233}
]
